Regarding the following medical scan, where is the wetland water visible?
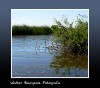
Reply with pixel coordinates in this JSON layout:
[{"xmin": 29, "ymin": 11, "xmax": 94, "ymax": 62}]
[{"xmin": 12, "ymin": 35, "xmax": 88, "ymax": 77}]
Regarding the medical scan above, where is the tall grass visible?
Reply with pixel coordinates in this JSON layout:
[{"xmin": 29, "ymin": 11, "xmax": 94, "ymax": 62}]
[{"xmin": 12, "ymin": 25, "xmax": 53, "ymax": 35}]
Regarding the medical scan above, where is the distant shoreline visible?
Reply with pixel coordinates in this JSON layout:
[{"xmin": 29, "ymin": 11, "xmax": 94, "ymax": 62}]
[{"xmin": 12, "ymin": 25, "xmax": 53, "ymax": 35}]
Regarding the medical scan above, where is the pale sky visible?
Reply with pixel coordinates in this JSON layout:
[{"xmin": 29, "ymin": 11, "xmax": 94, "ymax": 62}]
[{"xmin": 11, "ymin": 9, "xmax": 89, "ymax": 26}]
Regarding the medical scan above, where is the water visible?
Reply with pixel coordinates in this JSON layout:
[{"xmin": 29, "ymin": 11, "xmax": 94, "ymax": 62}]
[{"xmin": 12, "ymin": 35, "xmax": 88, "ymax": 77}]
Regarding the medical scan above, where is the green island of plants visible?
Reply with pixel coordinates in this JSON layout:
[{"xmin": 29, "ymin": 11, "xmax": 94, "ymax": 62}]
[{"xmin": 51, "ymin": 15, "xmax": 88, "ymax": 54}]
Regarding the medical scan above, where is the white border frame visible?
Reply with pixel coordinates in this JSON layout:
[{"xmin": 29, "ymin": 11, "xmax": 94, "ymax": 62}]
[{"xmin": 11, "ymin": 9, "xmax": 89, "ymax": 78}]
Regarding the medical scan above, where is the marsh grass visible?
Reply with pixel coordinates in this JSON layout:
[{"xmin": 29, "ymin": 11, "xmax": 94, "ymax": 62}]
[{"xmin": 12, "ymin": 25, "xmax": 53, "ymax": 35}]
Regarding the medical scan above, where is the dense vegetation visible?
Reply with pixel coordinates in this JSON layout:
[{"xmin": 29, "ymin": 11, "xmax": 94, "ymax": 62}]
[
  {"xmin": 12, "ymin": 25, "xmax": 53, "ymax": 35},
  {"xmin": 51, "ymin": 15, "xmax": 88, "ymax": 54}
]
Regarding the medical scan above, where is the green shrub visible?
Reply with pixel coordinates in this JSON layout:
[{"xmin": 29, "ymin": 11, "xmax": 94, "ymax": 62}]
[{"xmin": 51, "ymin": 15, "xmax": 88, "ymax": 54}]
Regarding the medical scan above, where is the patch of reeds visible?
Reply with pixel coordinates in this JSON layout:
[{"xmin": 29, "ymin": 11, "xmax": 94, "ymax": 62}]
[{"xmin": 12, "ymin": 25, "xmax": 53, "ymax": 35}]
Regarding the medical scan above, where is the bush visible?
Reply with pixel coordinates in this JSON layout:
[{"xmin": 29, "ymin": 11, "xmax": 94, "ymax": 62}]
[{"xmin": 51, "ymin": 15, "xmax": 88, "ymax": 54}]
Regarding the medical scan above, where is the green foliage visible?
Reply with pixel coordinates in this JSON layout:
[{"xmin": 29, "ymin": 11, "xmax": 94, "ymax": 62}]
[
  {"xmin": 51, "ymin": 15, "xmax": 88, "ymax": 54},
  {"xmin": 12, "ymin": 25, "xmax": 53, "ymax": 35}
]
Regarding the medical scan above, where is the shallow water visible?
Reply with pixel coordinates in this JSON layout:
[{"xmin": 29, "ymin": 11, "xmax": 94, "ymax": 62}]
[{"xmin": 12, "ymin": 35, "xmax": 88, "ymax": 77}]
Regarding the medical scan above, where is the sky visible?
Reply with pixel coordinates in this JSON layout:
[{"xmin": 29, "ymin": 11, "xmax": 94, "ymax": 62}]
[{"xmin": 11, "ymin": 9, "xmax": 89, "ymax": 26}]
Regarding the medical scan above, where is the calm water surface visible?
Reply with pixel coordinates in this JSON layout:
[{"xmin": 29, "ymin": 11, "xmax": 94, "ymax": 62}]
[{"xmin": 12, "ymin": 35, "xmax": 88, "ymax": 77}]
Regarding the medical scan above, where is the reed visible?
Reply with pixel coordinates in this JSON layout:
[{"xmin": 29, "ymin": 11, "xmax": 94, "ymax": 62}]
[{"xmin": 12, "ymin": 25, "xmax": 53, "ymax": 35}]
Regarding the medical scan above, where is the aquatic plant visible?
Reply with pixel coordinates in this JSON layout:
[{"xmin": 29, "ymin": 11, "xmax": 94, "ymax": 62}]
[
  {"xmin": 51, "ymin": 15, "xmax": 88, "ymax": 54},
  {"xmin": 12, "ymin": 25, "xmax": 53, "ymax": 35}
]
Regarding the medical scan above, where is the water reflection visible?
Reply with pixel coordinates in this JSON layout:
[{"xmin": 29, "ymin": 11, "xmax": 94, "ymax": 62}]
[{"xmin": 50, "ymin": 53, "xmax": 88, "ymax": 77}]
